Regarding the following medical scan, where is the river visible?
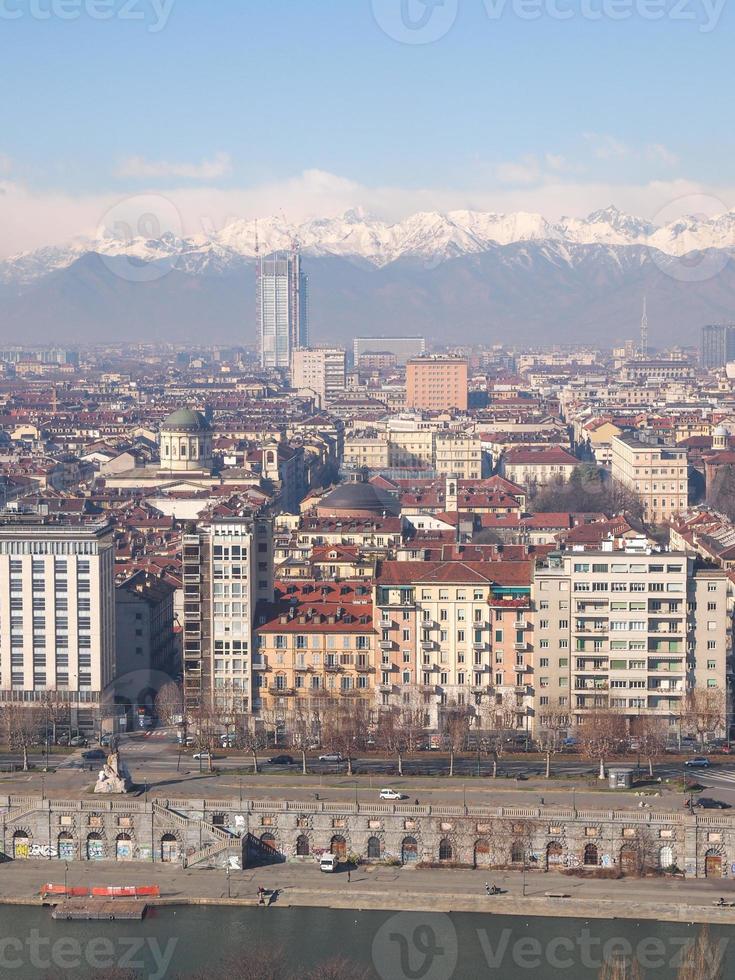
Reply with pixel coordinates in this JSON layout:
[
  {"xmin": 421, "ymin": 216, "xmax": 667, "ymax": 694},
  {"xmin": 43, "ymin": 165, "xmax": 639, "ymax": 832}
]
[{"xmin": 0, "ymin": 905, "xmax": 733, "ymax": 979}]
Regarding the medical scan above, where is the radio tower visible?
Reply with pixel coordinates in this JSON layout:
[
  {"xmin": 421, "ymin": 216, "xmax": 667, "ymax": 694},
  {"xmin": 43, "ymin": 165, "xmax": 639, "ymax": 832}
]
[{"xmin": 640, "ymin": 296, "xmax": 648, "ymax": 358}]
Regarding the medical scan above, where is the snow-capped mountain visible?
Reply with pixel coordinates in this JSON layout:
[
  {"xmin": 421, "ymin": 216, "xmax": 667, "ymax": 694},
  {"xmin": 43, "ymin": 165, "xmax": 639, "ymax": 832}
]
[
  {"xmin": 1, "ymin": 205, "xmax": 734, "ymax": 347},
  {"xmin": 2, "ymin": 204, "xmax": 734, "ymax": 287}
]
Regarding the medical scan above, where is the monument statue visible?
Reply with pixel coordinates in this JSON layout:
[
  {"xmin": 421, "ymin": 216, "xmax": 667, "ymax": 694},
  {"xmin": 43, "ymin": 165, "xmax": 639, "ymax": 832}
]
[{"xmin": 93, "ymin": 749, "xmax": 132, "ymax": 794}]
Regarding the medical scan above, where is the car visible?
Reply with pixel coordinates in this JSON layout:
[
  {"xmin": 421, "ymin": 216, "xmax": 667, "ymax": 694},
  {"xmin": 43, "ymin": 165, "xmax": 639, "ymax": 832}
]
[
  {"xmin": 695, "ymin": 797, "xmax": 731, "ymax": 809},
  {"xmin": 379, "ymin": 788, "xmax": 404, "ymax": 800},
  {"xmin": 82, "ymin": 749, "xmax": 106, "ymax": 761},
  {"xmin": 69, "ymin": 735, "xmax": 88, "ymax": 747},
  {"xmin": 220, "ymin": 734, "xmax": 238, "ymax": 747},
  {"xmin": 177, "ymin": 734, "xmax": 195, "ymax": 746},
  {"xmin": 192, "ymin": 751, "xmax": 212, "ymax": 760},
  {"xmin": 268, "ymin": 755, "xmax": 295, "ymax": 765},
  {"xmin": 318, "ymin": 753, "xmax": 344, "ymax": 762},
  {"xmin": 99, "ymin": 734, "xmax": 114, "ymax": 747},
  {"xmin": 684, "ymin": 756, "xmax": 711, "ymax": 768}
]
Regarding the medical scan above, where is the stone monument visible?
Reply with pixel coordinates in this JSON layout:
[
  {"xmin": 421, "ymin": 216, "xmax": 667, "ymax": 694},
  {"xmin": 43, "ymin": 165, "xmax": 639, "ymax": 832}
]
[{"xmin": 93, "ymin": 749, "xmax": 133, "ymax": 794}]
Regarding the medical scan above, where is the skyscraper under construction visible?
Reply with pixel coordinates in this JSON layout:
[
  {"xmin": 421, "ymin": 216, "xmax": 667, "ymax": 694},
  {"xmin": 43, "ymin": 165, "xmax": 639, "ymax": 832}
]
[{"xmin": 257, "ymin": 248, "xmax": 308, "ymax": 370}]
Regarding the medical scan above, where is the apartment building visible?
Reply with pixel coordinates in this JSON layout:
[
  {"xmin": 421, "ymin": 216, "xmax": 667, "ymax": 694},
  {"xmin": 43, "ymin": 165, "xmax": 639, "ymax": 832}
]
[
  {"xmin": 374, "ymin": 561, "xmax": 533, "ymax": 731},
  {"xmin": 343, "ymin": 427, "xmax": 482, "ymax": 478},
  {"xmin": 0, "ymin": 516, "xmax": 115, "ymax": 731},
  {"xmin": 255, "ymin": 601, "xmax": 376, "ymax": 723},
  {"xmin": 611, "ymin": 433, "xmax": 688, "ymax": 524},
  {"xmin": 500, "ymin": 446, "xmax": 578, "ymax": 489},
  {"xmin": 533, "ymin": 549, "xmax": 729, "ymax": 736},
  {"xmin": 181, "ymin": 515, "xmax": 274, "ymax": 718},
  {"xmin": 406, "ymin": 356, "xmax": 468, "ymax": 412},
  {"xmin": 290, "ymin": 347, "xmax": 347, "ymax": 407}
]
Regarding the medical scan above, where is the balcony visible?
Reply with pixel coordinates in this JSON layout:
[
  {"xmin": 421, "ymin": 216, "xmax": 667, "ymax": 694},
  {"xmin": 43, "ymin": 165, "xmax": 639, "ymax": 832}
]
[
  {"xmin": 472, "ymin": 641, "xmax": 485, "ymax": 650},
  {"xmin": 356, "ymin": 663, "xmax": 375, "ymax": 673},
  {"xmin": 252, "ymin": 659, "xmax": 269, "ymax": 671},
  {"xmin": 378, "ymin": 683, "xmax": 394, "ymax": 693},
  {"xmin": 513, "ymin": 641, "xmax": 527, "ymax": 651},
  {"xmin": 293, "ymin": 663, "xmax": 312, "ymax": 672},
  {"xmin": 421, "ymin": 640, "xmax": 435, "ymax": 651},
  {"xmin": 325, "ymin": 663, "xmax": 344, "ymax": 673},
  {"xmin": 379, "ymin": 640, "xmax": 395, "ymax": 651},
  {"xmin": 514, "ymin": 620, "xmax": 528, "ymax": 630}
]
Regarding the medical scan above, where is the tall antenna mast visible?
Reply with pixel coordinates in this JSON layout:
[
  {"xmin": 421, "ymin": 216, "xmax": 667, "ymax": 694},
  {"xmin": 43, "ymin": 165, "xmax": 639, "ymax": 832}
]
[{"xmin": 640, "ymin": 296, "xmax": 648, "ymax": 358}]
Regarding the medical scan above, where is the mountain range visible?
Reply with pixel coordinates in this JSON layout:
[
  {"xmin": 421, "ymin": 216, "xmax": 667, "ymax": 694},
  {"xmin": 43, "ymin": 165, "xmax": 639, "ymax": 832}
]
[{"xmin": 1, "ymin": 206, "xmax": 734, "ymax": 347}]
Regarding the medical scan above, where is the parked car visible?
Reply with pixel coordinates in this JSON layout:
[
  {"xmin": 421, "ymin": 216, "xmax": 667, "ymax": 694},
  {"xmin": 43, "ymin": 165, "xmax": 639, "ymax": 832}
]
[
  {"xmin": 696, "ymin": 797, "xmax": 731, "ymax": 809},
  {"xmin": 379, "ymin": 788, "xmax": 404, "ymax": 800},
  {"xmin": 220, "ymin": 734, "xmax": 238, "ymax": 747},
  {"xmin": 69, "ymin": 735, "xmax": 87, "ymax": 747},
  {"xmin": 268, "ymin": 755, "xmax": 295, "ymax": 765},
  {"xmin": 99, "ymin": 734, "xmax": 114, "ymax": 747},
  {"xmin": 318, "ymin": 753, "xmax": 344, "ymax": 762},
  {"xmin": 82, "ymin": 749, "xmax": 106, "ymax": 761},
  {"xmin": 684, "ymin": 756, "xmax": 711, "ymax": 768}
]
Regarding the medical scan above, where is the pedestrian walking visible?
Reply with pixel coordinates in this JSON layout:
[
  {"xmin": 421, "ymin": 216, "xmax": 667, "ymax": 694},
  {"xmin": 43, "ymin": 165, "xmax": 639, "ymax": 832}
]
[
  {"xmin": 485, "ymin": 881, "xmax": 490, "ymax": 896},
  {"xmin": 347, "ymin": 869, "xmax": 351, "ymax": 883}
]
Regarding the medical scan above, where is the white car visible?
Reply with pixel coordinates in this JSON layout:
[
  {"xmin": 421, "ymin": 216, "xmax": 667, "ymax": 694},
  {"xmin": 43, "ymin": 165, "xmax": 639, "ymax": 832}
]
[
  {"xmin": 192, "ymin": 751, "xmax": 212, "ymax": 760},
  {"xmin": 379, "ymin": 788, "xmax": 404, "ymax": 800},
  {"xmin": 318, "ymin": 753, "xmax": 344, "ymax": 762}
]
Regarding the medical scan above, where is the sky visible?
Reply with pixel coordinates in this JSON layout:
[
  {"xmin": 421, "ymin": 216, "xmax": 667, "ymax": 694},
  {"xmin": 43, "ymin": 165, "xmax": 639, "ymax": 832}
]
[{"xmin": 0, "ymin": 0, "xmax": 734, "ymax": 256}]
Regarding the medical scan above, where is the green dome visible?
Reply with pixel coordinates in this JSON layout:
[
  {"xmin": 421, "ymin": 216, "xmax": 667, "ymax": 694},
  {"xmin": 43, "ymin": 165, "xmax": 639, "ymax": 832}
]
[{"xmin": 160, "ymin": 408, "xmax": 211, "ymax": 432}]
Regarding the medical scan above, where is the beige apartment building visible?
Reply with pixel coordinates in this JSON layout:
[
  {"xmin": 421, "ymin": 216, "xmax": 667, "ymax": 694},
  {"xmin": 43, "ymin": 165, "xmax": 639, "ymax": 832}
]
[
  {"xmin": 344, "ymin": 427, "xmax": 482, "ymax": 478},
  {"xmin": 533, "ymin": 548, "xmax": 729, "ymax": 737},
  {"xmin": 290, "ymin": 347, "xmax": 346, "ymax": 407},
  {"xmin": 0, "ymin": 516, "xmax": 116, "ymax": 732},
  {"xmin": 611, "ymin": 433, "xmax": 688, "ymax": 524},
  {"xmin": 375, "ymin": 561, "xmax": 533, "ymax": 731},
  {"xmin": 406, "ymin": 356, "xmax": 468, "ymax": 412}
]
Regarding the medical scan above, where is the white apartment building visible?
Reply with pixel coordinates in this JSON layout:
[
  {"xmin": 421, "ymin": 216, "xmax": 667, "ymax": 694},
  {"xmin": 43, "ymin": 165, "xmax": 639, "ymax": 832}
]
[
  {"xmin": 344, "ymin": 425, "xmax": 483, "ymax": 478},
  {"xmin": 182, "ymin": 516, "xmax": 273, "ymax": 718},
  {"xmin": 290, "ymin": 347, "xmax": 346, "ymax": 407},
  {"xmin": 533, "ymin": 548, "xmax": 729, "ymax": 736},
  {"xmin": 0, "ymin": 517, "xmax": 115, "ymax": 731},
  {"xmin": 611, "ymin": 433, "xmax": 688, "ymax": 524}
]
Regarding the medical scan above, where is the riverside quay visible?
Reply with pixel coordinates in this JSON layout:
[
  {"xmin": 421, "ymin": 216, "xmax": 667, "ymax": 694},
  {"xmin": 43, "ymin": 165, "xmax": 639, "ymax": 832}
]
[{"xmin": 2, "ymin": 795, "xmax": 735, "ymax": 879}]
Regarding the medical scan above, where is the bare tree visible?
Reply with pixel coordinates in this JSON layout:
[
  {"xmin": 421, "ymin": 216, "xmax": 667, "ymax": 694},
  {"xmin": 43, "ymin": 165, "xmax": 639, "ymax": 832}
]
[
  {"xmin": 578, "ymin": 709, "xmax": 627, "ymax": 779},
  {"xmin": 241, "ymin": 723, "xmax": 267, "ymax": 775},
  {"xmin": 598, "ymin": 956, "xmax": 644, "ymax": 980},
  {"xmin": 154, "ymin": 680, "xmax": 184, "ymax": 728},
  {"xmin": 287, "ymin": 700, "xmax": 313, "ymax": 774},
  {"xmin": 676, "ymin": 926, "xmax": 726, "ymax": 980},
  {"xmin": 682, "ymin": 689, "xmax": 726, "ymax": 748},
  {"xmin": 0, "ymin": 702, "xmax": 42, "ymax": 771},
  {"xmin": 630, "ymin": 715, "xmax": 667, "ymax": 777},
  {"xmin": 442, "ymin": 701, "xmax": 471, "ymax": 778},
  {"xmin": 537, "ymin": 698, "xmax": 571, "ymax": 779}
]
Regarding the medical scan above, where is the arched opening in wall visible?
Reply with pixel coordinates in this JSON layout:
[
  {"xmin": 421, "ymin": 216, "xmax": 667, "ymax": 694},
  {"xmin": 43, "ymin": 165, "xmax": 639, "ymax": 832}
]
[
  {"xmin": 620, "ymin": 845, "xmax": 638, "ymax": 877},
  {"xmin": 474, "ymin": 838, "xmax": 490, "ymax": 867},
  {"xmin": 13, "ymin": 831, "xmax": 30, "ymax": 860},
  {"xmin": 659, "ymin": 845, "xmax": 674, "ymax": 870},
  {"xmin": 583, "ymin": 843, "xmax": 598, "ymax": 867},
  {"xmin": 510, "ymin": 841, "xmax": 525, "ymax": 865},
  {"xmin": 116, "ymin": 834, "xmax": 133, "ymax": 862},
  {"xmin": 330, "ymin": 835, "xmax": 347, "ymax": 859},
  {"xmin": 367, "ymin": 836, "xmax": 382, "ymax": 860},
  {"xmin": 58, "ymin": 832, "xmax": 75, "ymax": 861},
  {"xmin": 546, "ymin": 841, "xmax": 563, "ymax": 869},
  {"xmin": 438, "ymin": 838, "xmax": 453, "ymax": 862},
  {"xmin": 296, "ymin": 835, "xmax": 310, "ymax": 857},
  {"xmin": 401, "ymin": 837, "xmax": 418, "ymax": 865},
  {"xmin": 705, "ymin": 850, "xmax": 723, "ymax": 878},
  {"xmin": 86, "ymin": 833, "xmax": 104, "ymax": 861},
  {"xmin": 160, "ymin": 833, "xmax": 179, "ymax": 863}
]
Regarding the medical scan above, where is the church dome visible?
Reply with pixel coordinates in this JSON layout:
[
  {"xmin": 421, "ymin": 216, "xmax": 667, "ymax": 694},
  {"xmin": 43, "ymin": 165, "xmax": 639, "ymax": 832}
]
[
  {"xmin": 317, "ymin": 481, "xmax": 400, "ymax": 518},
  {"xmin": 160, "ymin": 408, "xmax": 211, "ymax": 432},
  {"xmin": 713, "ymin": 425, "xmax": 728, "ymax": 437}
]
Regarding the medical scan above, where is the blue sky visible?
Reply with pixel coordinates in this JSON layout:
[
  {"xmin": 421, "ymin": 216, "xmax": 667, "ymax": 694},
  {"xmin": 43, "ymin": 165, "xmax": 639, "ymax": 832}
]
[{"xmin": 0, "ymin": 0, "xmax": 733, "ymax": 253}]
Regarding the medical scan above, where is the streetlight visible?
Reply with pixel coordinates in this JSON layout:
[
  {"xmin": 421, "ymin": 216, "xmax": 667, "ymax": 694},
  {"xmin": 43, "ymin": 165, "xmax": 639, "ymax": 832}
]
[
  {"xmin": 226, "ymin": 867, "xmax": 231, "ymax": 899},
  {"xmin": 64, "ymin": 862, "xmax": 69, "ymax": 896}
]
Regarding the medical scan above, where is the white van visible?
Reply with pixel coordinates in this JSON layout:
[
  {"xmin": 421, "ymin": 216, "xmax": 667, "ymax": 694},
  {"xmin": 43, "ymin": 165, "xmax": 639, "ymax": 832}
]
[{"xmin": 319, "ymin": 853, "xmax": 338, "ymax": 873}]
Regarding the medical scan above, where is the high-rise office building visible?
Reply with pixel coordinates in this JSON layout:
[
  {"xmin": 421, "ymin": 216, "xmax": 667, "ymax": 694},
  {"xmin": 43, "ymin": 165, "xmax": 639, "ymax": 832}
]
[
  {"xmin": 181, "ymin": 515, "xmax": 273, "ymax": 717},
  {"xmin": 701, "ymin": 324, "xmax": 735, "ymax": 369},
  {"xmin": 0, "ymin": 516, "xmax": 115, "ymax": 731},
  {"xmin": 258, "ymin": 249, "xmax": 308, "ymax": 370}
]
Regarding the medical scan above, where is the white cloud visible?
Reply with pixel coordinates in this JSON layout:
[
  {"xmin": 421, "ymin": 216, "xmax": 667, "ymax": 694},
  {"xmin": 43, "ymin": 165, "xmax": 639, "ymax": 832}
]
[
  {"xmin": 114, "ymin": 152, "xmax": 232, "ymax": 180},
  {"xmin": 495, "ymin": 156, "xmax": 541, "ymax": 186},
  {"xmin": 584, "ymin": 133, "xmax": 630, "ymax": 159},
  {"xmin": 0, "ymin": 169, "xmax": 733, "ymax": 259},
  {"xmin": 645, "ymin": 143, "xmax": 679, "ymax": 167}
]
